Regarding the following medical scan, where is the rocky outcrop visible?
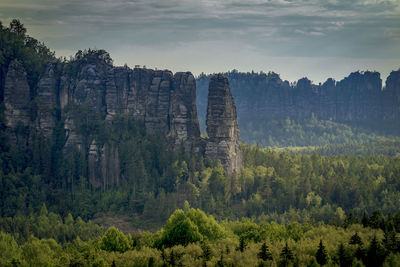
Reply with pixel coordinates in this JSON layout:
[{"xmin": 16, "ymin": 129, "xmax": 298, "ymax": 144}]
[
  {"xmin": 3, "ymin": 60, "xmax": 31, "ymax": 144},
  {"xmin": 37, "ymin": 63, "xmax": 58, "ymax": 135},
  {"xmin": 205, "ymin": 74, "xmax": 242, "ymax": 175},
  {"xmin": 169, "ymin": 72, "xmax": 201, "ymax": 149},
  {"xmin": 383, "ymin": 70, "xmax": 400, "ymax": 120},
  {"xmin": 4, "ymin": 60, "xmax": 31, "ymax": 129},
  {"xmin": 335, "ymin": 71, "xmax": 382, "ymax": 121},
  {"xmin": 2, "ymin": 55, "xmax": 243, "ymax": 187},
  {"xmin": 197, "ymin": 70, "xmax": 399, "ymax": 131}
]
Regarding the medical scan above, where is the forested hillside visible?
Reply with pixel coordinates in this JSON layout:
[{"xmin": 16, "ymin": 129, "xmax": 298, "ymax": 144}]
[
  {"xmin": 1, "ymin": 20, "xmax": 400, "ymax": 224},
  {"xmin": 1, "ymin": 20, "xmax": 400, "ymax": 266}
]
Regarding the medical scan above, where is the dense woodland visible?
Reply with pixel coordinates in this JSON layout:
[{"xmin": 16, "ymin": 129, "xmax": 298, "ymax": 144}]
[
  {"xmin": 1, "ymin": 20, "xmax": 400, "ymax": 266},
  {"xmin": 1, "ymin": 206, "xmax": 400, "ymax": 266}
]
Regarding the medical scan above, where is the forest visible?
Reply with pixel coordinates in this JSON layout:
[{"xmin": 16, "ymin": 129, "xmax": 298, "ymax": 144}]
[
  {"xmin": 0, "ymin": 20, "xmax": 400, "ymax": 266},
  {"xmin": 0, "ymin": 205, "xmax": 399, "ymax": 266}
]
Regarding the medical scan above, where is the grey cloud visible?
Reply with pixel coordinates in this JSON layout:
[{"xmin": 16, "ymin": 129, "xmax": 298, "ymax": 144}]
[{"xmin": 0, "ymin": 0, "xmax": 398, "ymax": 82}]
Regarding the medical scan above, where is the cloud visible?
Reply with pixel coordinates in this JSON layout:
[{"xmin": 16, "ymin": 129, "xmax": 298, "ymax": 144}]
[{"xmin": 0, "ymin": 0, "xmax": 399, "ymax": 82}]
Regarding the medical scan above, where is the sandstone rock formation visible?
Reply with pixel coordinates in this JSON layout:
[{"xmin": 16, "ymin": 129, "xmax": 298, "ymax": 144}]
[
  {"xmin": 2, "ymin": 54, "xmax": 243, "ymax": 188},
  {"xmin": 383, "ymin": 70, "xmax": 400, "ymax": 120},
  {"xmin": 205, "ymin": 74, "xmax": 242, "ymax": 175},
  {"xmin": 4, "ymin": 60, "xmax": 31, "ymax": 129},
  {"xmin": 196, "ymin": 70, "xmax": 399, "ymax": 130},
  {"xmin": 4, "ymin": 60, "xmax": 31, "ymax": 143},
  {"xmin": 37, "ymin": 63, "xmax": 58, "ymax": 135}
]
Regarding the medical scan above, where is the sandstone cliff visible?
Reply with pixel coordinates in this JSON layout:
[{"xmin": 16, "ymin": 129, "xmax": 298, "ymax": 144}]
[
  {"xmin": 197, "ymin": 70, "xmax": 400, "ymax": 132},
  {"xmin": 2, "ymin": 53, "xmax": 242, "ymax": 188},
  {"xmin": 205, "ymin": 74, "xmax": 242, "ymax": 175}
]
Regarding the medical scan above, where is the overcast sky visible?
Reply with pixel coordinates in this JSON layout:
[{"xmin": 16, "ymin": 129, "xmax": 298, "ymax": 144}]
[{"xmin": 1, "ymin": 0, "xmax": 399, "ymax": 84}]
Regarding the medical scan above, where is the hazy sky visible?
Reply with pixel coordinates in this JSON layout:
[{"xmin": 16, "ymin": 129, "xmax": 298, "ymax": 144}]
[{"xmin": 1, "ymin": 0, "xmax": 399, "ymax": 84}]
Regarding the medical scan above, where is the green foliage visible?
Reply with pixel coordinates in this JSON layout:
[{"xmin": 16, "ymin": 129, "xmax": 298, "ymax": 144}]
[
  {"xmin": 0, "ymin": 210, "xmax": 104, "ymax": 244},
  {"xmin": 100, "ymin": 226, "xmax": 132, "ymax": 253},
  {"xmin": 0, "ymin": 19, "xmax": 55, "ymax": 92},
  {"xmin": 0, "ymin": 207, "xmax": 398, "ymax": 267},
  {"xmin": 0, "ymin": 232, "xmax": 20, "ymax": 266},
  {"xmin": 157, "ymin": 208, "xmax": 227, "ymax": 248}
]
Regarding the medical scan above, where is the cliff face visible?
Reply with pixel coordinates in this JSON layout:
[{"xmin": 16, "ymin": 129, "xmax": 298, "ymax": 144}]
[
  {"xmin": 205, "ymin": 74, "xmax": 242, "ymax": 175},
  {"xmin": 197, "ymin": 70, "xmax": 400, "ymax": 128},
  {"xmin": 4, "ymin": 60, "xmax": 31, "ymax": 132},
  {"xmin": 2, "ymin": 56, "xmax": 242, "ymax": 188},
  {"xmin": 383, "ymin": 70, "xmax": 400, "ymax": 120}
]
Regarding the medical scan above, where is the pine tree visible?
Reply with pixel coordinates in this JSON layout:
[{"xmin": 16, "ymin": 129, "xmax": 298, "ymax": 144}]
[
  {"xmin": 364, "ymin": 235, "xmax": 387, "ymax": 267},
  {"xmin": 383, "ymin": 229, "xmax": 397, "ymax": 253},
  {"xmin": 362, "ymin": 212, "xmax": 369, "ymax": 227},
  {"xmin": 349, "ymin": 232, "xmax": 363, "ymax": 246},
  {"xmin": 238, "ymin": 236, "xmax": 246, "ymax": 252},
  {"xmin": 258, "ymin": 242, "xmax": 273, "ymax": 261},
  {"xmin": 337, "ymin": 243, "xmax": 353, "ymax": 267},
  {"xmin": 279, "ymin": 242, "xmax": 294, "ymax": 267},
  {"xmin": 315, "ymin": 240, "xmax": 328, "ymax": 266}
]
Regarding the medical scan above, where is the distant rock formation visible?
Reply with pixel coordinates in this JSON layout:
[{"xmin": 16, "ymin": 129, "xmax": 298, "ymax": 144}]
[
  {"xmin": 205, "ymin": 74, "xmax": 242, "ymax": 175},
  {"xmin": 196, "ymin": 70, "xmax": 400, "ymax": 130},
  {"xmin": 2, "ymin": 55, "xmax": 243, "ymax": 188},
  {"xmin": 383, "ymin": 70, "xmax": 400, "ymax": 120}
]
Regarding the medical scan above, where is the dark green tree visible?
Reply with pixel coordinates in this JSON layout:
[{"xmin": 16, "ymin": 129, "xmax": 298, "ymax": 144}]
[
  {"xmin": 9, "ymin": 19, "xmax": 26, "ymax": 36},
  {"xmin": 349, "ymin": 232, "xmax": 363, "ymax": 246},
  {"xmin": 279, "ymin": 242, "xmax": 294, "ymax": 267},
  {"xmin": 315, "ymin": 240, "xmax": 328, "ymax": 266},
  {"xmin": 364, "ymin": 236, "xmax": 386, "ymax": 267},
  {"xmin": 383, "ymin": 229, "xmax": 398, "ymax": 253},
  {"xmin": 336, "ymin": 243, "xmax": 353, "ymax": 267},
  {"xmin": 238, "ymin": 236, "xmax": 246, "ymax": 252},
  {"xmin": 258, "ymin": 242, "xmax": 273, "ymax": 261}
]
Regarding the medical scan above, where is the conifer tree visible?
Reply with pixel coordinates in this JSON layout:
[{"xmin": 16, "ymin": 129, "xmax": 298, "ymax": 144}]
[
  {"xmin": 349, "ymin": 232, "xmax": 363, "ymax": 246},
  {"xmin": 238, "ymin": 236, "xmax": 246, "ymax": 252},
  {"xmin": 258, "ymin": 242, "xmax": 273, "ymax": 261},
  {"xmin": 337, "ymin": 243, "xmax": 353, "ymax": 267},
  {"xmin": 383, "ymin": 229, "xmax": 397, "ymax": 253},
  {"xmin": 315, "ymin": 240, "xmax": 328, "ymax": 266},
  {"xmin": 279, "ymin": 242, "xmax": 294, "ymax": 267},
  {"xmin": 364, "ymin": 235, "xmax": 386, "ymax": 267}
]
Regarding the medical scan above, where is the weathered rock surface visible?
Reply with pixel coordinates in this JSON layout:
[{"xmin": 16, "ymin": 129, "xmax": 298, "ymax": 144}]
[
  {"xmin": 4, "ymin": 60, "xmax": 31, "ymax": 129},
  {"xmin": 2, "ymin": 56, "xmax": 242, "ymax": 187},
  {"xmin": 170, "ymin": 72, "xmax": 201, "ymax": 149},
  {"xmin": 205, "ymin": 74, "xmax": 242, "ymax": 175},
  {"xmin": 37, "ymin": 63, "xmax": 58, "ymax": 135}
]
